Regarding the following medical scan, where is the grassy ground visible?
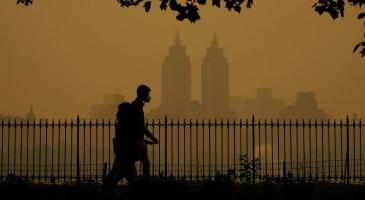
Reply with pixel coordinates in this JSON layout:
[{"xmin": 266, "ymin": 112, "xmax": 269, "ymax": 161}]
[{"xmin": 1, "ymin": 179, "xmax": 365, "ymax": 200}]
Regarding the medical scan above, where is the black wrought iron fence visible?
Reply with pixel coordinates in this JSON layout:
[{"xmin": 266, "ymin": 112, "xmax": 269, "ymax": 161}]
[{"xmin": 0, "ymin": 116, "xmax": 363, "ymax": 184}]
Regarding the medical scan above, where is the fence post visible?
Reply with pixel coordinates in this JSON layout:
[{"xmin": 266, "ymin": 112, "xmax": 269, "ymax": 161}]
[
  {"xmin": 252, "ymin": 115, "xmax": 255, "ymax": 184},
  {"xmin": 346, "ymin": 116, "xmax": 350, "ymax": 184},
  {"xmin": 76, "ymin": 115, "xmax": 80, "ymax": 183}
]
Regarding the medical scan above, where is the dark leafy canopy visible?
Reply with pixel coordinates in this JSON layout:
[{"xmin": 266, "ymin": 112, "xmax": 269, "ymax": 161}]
[
  {"xmin": 16, "ymin": 0, "xmax": 32, "ymax": 6},
  {"xmin": 15, "ymin": 0, "xmax": 365, "ymax": 57},
  {"xmin": 312, "ymin": 0, "xmax": 365, "ymax": 57},
  {"xmin": 116, "ymin": 0, "xmax": 253, "ymax": 22}
]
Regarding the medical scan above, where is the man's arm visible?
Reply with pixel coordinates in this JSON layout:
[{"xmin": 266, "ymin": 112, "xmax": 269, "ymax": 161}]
[{"xmin": 143, "ymin": 128, "xmax": 158, "ymax": 144}]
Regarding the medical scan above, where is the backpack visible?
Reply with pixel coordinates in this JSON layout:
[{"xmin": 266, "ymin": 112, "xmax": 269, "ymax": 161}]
[{"xmin": 115, "ymin": 102, "xmax": 131, "ymax": 139}]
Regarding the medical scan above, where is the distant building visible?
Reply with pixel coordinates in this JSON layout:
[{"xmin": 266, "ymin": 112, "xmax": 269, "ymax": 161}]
[
  {"xmin": 229, "ymin": 95, "xmax": 243, "ymax": 113},
  {"xmin": 90, "ymin": 94, "xmax": 125, "ymax": 120},
  {"xmin": 279, "ymin": 92, "xmax": 330, "ymax": 120},
  {"xmin": 149, "ymin": 32, "xmax": 194, "ymax": 118},
  {"xmin": 25, "ymin": 106, "xmax": 36, "ymax": 121},
  {"xmin": 0, "ymin": 106, "xmax": 36, "ymax": 122},
  {"xmin": 201, "ymin": 33, "xmax": 232, "ymax": 118},
  {"xmin": 242, "ymin": 88, "xmax": 284, "ymax": 119}
]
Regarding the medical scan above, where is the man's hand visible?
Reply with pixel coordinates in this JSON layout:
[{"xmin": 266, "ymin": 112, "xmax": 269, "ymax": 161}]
[
  {"xmin": 151, "ymin": 137, "xmax": 159, "ymax": 144},
  {"xmin": 144, "ymin": 139, "xmax": 154, "ymax": 145}
]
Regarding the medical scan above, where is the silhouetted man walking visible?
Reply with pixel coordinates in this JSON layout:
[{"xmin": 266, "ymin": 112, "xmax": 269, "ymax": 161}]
[
  {"xmin": 102, "ymin": 85, "xmax": 158, "ymax": 198},
  {"xmin": 129, "ymin": 85, "xmax": 159, "ymax": 177}
]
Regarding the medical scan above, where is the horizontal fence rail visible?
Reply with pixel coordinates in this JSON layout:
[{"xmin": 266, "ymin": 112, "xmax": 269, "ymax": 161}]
[{"xmin": 0, "ymin": 116, "xmax": 364, "ymax": 184}]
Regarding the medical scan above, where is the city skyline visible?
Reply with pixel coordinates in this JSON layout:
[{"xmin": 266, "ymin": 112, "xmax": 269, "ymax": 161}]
[{"xmin": 1, "ymin": 0, "xmax": 365, "ymax": 119}]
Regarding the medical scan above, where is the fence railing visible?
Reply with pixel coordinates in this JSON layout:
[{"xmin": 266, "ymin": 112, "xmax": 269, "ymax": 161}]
[{"xmin": 0, "ymin": 116, "xmax": 363, "ymax": 184}]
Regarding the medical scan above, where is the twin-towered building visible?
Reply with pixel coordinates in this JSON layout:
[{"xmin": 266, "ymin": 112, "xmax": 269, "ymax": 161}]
[{"xmin": 149, "ymin": 32, "xmax": 232, "ymax": 119}]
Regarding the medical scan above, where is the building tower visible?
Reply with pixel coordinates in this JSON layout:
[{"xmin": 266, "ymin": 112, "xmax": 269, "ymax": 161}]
[
  {"xmin": 201, "ymin": 33, "xmax": 229, "ymax": 115},
  {"xmin": 25, "ymin": 106, "xmax": 36, "ymax": 121},
  {"xmin": 161, "ymin": 32, "xmax": 192, "ymax": 116}
]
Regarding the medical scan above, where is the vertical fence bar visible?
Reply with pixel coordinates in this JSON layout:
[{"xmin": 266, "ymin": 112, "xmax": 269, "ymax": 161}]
[
  {"xmin": 271, "ymin": 119, "xmax": 274, "ymax": 181},
  {"xmin": 76, "ymin": 116, "xmax": 80, "ymax": 183},
  {"xmin": 189, "ymin": 119, "xmax": 192, "ymax": 182},
  {"xmin": 171, "ymin": 119, "xmax": 174, "ymax": 178},
  {"xmin": 7, "ymin": 119, "xmax": 10, "ymax": 177},
  {"xmin": 233, "ymin": 119, "xmax": 236, "ymax": 179},
  {"xmin": 70, "ymin": 119, "xmax": 74, "ymax": 182},
  {"xmin": 201, "ymin": 119, "xmax": 204, "ymax": 180},
  {"xmin": 302, "ymin": 119, "xmax": 306, "ymax": 182},
  {"xmin": 221, "ymin": 119, "xmax": 224, "ymax": 174},
  {"xmin": 360, "ymin": 119, "xmax": 362, "ymax": 182},
  {"xmin": 20, "ymin": 120, "xmax": 23, "ymax": 177},
  {"xmin": 214, "ymin": 119, "xmax": 217, "ymax": 176},
  {"xmin": 183, "ymin": 119, "xmax": 186, "ymax": 178},
  {"xmin": 296, "ymin": 119, "xmax": 299, "ymax": 180},
  {"xmin": 64, "ymin": 119, "xmax": 67, "ymax": 183},
  {"xmin": 328, "ymin": 119, "xmax": 331, "ymax": 181},
  {"xmin": 246, "ymin": 119, "xmax": 249, "ymax": 170},
  {"xmin": 321, "ymin": 120, "xmax": 324, "ymax": 180},
  {"xmin": 277, "ymin": 119, "xmax": 280, "ymax": 182},
  {"xmin": 57, "ymin": 120, "xmax": 61, "ymax": 182},
  {"xmin": 101, "ymin": 119, "xmax": 104, "ymax": 181},
  {"xmin": 196, "ymin": 119, "xmax": 199, "ymax": 181},
  {"xmin": 89, "ymin": 119, "xmax": 92, "ymax": 181},
  {"xmin": 264, "ymin": 119, "xmax": 268, "ymax": 178},
  {"xmin": 26, "ymin": 119, "xmax": 29, "ymax": 178},
  {"xmin": 289, "ymin": 120, "xmax": 293, "ymax": 177},
  {"xmin": 309, "ymin": 119, "xmax": 312, "ymax": 181},
  {"xmin": 252, "ymin": 116, "xmax": 255, "ymax": 184},
  {"xmin": 340, "ymin": 120, "xmax": 344, "ymax": 182},
  {"xmin": 334, "ymin": 120, "xmax": 337, "ymax": 180},
  {"xmin": 254, "ymin": 118, "xmax": 261, "ymax": 181},
  {"xmin": 95, "ymin": 119, "xmax": 98, "ymax": 182},
  {"xmin": 14, "ymin": 119, "xmax": 17, "ymax": 176},
  {"xmin": 239, "ymin": 119, "xmax": 243, "ymax": 181},
  {"xmin": 315, "ymin": 120, "xmax": 319, "ymax": 180},
  {"xmin": 353, "ymin": 119, "xmax": 356, "ymax": 182},
  {"xmin": 165, "ymin": 116, "xmax": 168, "ymax": 179},
  {"xmin": 177, "ymin": 119, "xmax": 180, "ymax": 179},
  {"xmin": 38, "ymin": 119, "xmax": 42, "ymax": 182},
  {"xmin": 32, "ymin": 119, "xmax": 35, "ymax": 181},
  {"xmin": 1, "ymin": 119, "xmax": 3, "ymax": 180},
  {"xmin": 51, "ymin": 120, "xmax": 54, "ymax": 182},
  {"xmin": 208, "ymin": 119, "xmax": 211, "ymax": 179},
  {"xmin": 158, "ymin": 119, "xmax": 161, "ymax": 177},
  {"xmin": 84, "ymin": 119, "xmax": 87, "ymax": 180},
  {"xmin": 283, "ymin": 119, "xmax": 286, "ymax": 180},
  {"xmin": 346, "ymin": 116, "xmax": 350, "ymax": 184},
  {"xmin": 108, "ymin": 119, "xmax": 111, "ymax": 173},
  {"xmin": 152, "ymin": 119, "xmax": 155, "ymax": 177},
  {"xmin": 45, "ymin": 119, "xmax": 48, "ymax": 181},
  {"xmin": 227, "ymin": 118, "xmax": 230, "ymax": 176}
]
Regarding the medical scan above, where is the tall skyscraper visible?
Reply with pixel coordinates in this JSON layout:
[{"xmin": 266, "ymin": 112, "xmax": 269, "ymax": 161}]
[
  {"xmin": 201, "ymin": 33, "xmax": 229, "ymax": 116},
  {"xmin": 160, "ymin": 32, "xmax": 192, "ymax": 116}
]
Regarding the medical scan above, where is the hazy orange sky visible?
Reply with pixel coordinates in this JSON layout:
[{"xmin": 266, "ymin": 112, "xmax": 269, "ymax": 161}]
[{"xmin": 1, "ymin": 0, "xmax": 364, "ymax": 119}]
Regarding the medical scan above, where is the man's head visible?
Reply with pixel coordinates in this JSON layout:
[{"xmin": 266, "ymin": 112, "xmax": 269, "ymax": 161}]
[{"xmin": 137, "ymin": 84, "xmax": 151, "ymax": 103}]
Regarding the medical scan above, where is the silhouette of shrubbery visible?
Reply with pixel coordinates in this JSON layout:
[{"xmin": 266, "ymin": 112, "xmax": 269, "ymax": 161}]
[
  {"xmin": 238, "ymin": 154, "xmax": 261, "ymax": 184},
  {"xmin": 1, "ymin": 174, "xmax": 33, "ymax": 186}
]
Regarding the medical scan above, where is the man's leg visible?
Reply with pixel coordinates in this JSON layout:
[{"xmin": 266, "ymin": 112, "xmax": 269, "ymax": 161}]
[
  {"xmin": 102, "ymin": 158, "xmax": 120, "ymax": 195},
  {"xmin": 140, "ymin": 142, "xmax": 150, "ymax": 177}
]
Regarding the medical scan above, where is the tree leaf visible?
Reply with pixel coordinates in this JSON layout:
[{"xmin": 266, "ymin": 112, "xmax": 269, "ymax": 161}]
[
  {"xmin": 197, "ymin": 0, "xmax": 206, "ymax": 5},
  {"xmin": 353, "ymin": 43, "xmax": 361, "ymax": 53},
  {"xmin": 234, "ymin": 5, "xmax": 241, "ymax": 13},
  {"xmin": 143, "ymin": 1, "xmax": 151, "ymax": 12},
  {"xmin": 212, "ymin": 0, "xmax": 221, "ymax": 8},
  {"xmin": 358, "ymin": 12, "xmax": 365, "ymax": 19},
  {"xmin": 360, "ymin": 48, "xmax": 365, "ymax": 57}
]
